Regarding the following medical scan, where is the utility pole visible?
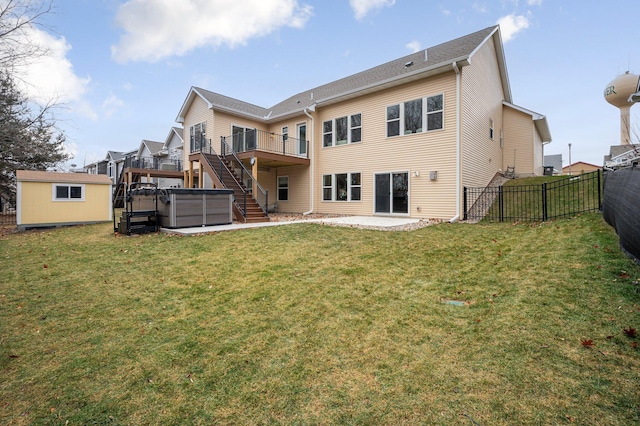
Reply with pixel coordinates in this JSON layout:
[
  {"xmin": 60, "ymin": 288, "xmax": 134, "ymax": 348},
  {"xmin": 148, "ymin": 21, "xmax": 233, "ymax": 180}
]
[{"xmin": 568, "ymin": 143, "xmax": 572, "ymax": 176}]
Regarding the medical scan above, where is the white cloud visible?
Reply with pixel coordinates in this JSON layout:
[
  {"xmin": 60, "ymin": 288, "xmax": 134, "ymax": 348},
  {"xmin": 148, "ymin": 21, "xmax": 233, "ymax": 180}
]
[
  {"xmin": 111, "ymin": 0, "xmax": 313, "ymax": 63},
  {"xmin": 406, "ymin": 40, "xmax": 421, "ymax": 53},
  {"xmin": 473, "ymin": 2, "xmax": 487, "ymax": 13},
  {"xmin": 13, "ymin": 27, "xmax": 94, "ymax": 118},
  {"xmin": 528, "ymin": 0, "xmax": 542, "ymax": 5},
  {"xmin": 440, "ymin": 7, "xmax": 451, "ymax": 16},
  {"xmin": 350, "ymin": 0, "xmax": 395, "ymax": 21},
  {"xmin": 102, "ymin": 94, "xmax": 125, "ymax": 118},
  {"xmin": 496, "ymin": 14, "xmax": 530, "ymax": 42}
]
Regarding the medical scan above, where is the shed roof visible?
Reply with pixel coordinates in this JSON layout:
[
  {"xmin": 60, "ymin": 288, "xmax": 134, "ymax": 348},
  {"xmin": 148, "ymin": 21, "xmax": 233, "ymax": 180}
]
[{"xmin": 16, "ymin": 170, "xmax": 113, "ymax": 185}]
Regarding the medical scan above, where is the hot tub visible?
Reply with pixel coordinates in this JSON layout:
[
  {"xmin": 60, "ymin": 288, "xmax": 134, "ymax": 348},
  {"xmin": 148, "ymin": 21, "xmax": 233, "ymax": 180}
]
[{"xmin": 157, "ymin": 188, "xmax": 234, "ymax": 228}]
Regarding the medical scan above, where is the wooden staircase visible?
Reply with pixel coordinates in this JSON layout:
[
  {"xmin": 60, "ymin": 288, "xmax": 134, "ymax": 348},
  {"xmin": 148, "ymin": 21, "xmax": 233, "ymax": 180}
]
[{"xmin": 198, "ymin": 153, "xmax": 269, "ymax": 223}]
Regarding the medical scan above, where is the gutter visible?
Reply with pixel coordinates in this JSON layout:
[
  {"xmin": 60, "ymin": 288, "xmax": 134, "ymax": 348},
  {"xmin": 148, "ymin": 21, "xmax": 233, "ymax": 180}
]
[
  {"xmin": 452, "ymin": 61, "xmax": 462, "ymax": 223},
  {"xmin": 302, "ymin": 105, "xmax": 316, "ymax": 215}
]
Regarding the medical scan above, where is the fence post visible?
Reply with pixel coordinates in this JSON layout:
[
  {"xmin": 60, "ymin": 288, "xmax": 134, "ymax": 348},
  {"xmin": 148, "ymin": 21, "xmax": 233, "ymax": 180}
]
[
  {"xmin": 463, "ymin": 187, "xmax": 468, "ymax": 220},
  {"xmin": 499, "ymin": 186, "xmax": 504, "ymax": 222},
  {"xmin": 597, "ymin": 169, "xmax": 602, "ymax": 210},
  {"xmin": 542, "ymin": 182, "xmax": 548, "ymax": 221}
]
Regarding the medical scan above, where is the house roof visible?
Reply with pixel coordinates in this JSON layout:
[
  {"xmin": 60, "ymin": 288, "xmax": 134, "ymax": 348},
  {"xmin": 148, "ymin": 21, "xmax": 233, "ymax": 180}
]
[
  {"xmin": 503, "ymin": 101, "xmax": 552, "ymax": 143},
  {"xmin": 138, "ymin": 140, "xmax": 164, "ymax": 157},
  {"xmin": 105, "ymin": 151, "xmax": 125, "ymax": 161},
  {"xmin": 562, "ymin": 161, "xmax": 601, "ymax": 170},
  {"xmin": 176, "ymin": 26, "xmax": 507, "ymax": 123},
  {"xmin": 16, "ymin": 170, "xmax": 113, "ymax": 184}
]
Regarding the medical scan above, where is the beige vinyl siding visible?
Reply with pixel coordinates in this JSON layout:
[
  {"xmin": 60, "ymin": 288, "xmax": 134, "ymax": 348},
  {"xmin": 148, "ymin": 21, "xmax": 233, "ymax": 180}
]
[
  {"xmin": 214, "ymin": 111, "xmax": 268, "ymax": 141},
  {"xmin": 503, "ymin": 107, "xmax": 534, "ymax": 176},
  {"xmin": 312, "ymin": 73, "xmax": 458, "ymax": 219},
  {"xmin": 273, "ymin": 165, "xmax": 309, "ymax": 213},
  {"xmin": 533, "ymin": 129, "xmax": 543, "ymax": 176},
  {"xmin": 460, "ymin": 36, "xmax": 505, "ymax": 189},
  {"xmin": 182, "ymin": 95, "xmax": 212, "ymax": 164},
  {"xmin": 18, "ymin": 181, "xmax": 111, "ymax": 226}
]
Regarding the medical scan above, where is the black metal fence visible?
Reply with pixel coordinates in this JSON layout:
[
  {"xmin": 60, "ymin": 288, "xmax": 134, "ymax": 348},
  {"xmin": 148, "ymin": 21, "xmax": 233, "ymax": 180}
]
[
  {"xmin": 464, "ymin": 170, "xmax": 602, "ymax": 222},
  {"xmin": 123, "ymin": 156, "xmax": 183, "ymax": 172},
  {"xmin": 0, "ymin": 196, "xmax": 16, "ymax": 226}
]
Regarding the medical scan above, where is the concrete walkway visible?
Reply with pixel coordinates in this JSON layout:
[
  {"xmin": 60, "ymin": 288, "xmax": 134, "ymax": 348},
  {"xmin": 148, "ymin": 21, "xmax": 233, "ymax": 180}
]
[{"xmin": 161, "ymin": 216, "xmax": 421, "ymax": 235}]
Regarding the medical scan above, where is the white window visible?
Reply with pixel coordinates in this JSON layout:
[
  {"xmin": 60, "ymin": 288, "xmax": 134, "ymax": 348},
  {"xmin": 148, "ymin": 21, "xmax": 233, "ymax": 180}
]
[
  {"xmin": 322, "ymin": 172, "xmax": 361, "ymax": 202},
  {"xmin": 278, "ymin": 176, "xmax": 289, "ymax": 201},
  {"xmin": 282, "ymin": 126, "xmax": 288, "ymax": 141},
  {"xmin": 53, "ymin": 184, "xmax": 84, "ymax": 201},
  {"xmin": 387, "ymin": 94, "xmax": 443, "ymax": 137},
  {"xmin": 232, "ymin": 125, "xmax": 256, "ymax": 152},
  {"xmin": 322, "ymin": 113, "xmax": 362, "ymax": 147}
]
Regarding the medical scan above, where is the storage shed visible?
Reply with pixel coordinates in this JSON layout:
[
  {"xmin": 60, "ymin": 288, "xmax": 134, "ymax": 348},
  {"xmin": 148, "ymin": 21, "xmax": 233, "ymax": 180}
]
[{"xmin": 16, "ymin": 170, "xmax": 113, "ymax": 231}]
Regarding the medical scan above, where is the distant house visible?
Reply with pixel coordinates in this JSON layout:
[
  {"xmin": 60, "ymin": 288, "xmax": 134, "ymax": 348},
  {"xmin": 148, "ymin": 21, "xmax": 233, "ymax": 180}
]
[
  {"xmin": 16, "ymin": 170, "xmax": 112, "ymax": 231},
  {"xmin": 177, "ymin": 26, "xmax": 551, "ymax": 221},
  {"xmin": 562, "ymin": 161, "xmax": 601, "ymax": 176}
]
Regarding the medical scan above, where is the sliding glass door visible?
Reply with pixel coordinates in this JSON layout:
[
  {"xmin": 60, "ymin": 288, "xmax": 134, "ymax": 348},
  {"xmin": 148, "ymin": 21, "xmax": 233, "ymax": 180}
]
[{"xmin": 374, "ymin": 172, "xmax": 408, "ymax": 214}]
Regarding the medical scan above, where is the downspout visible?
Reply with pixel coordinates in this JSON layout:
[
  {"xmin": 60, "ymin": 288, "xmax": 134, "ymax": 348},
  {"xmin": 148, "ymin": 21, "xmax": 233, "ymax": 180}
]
[
  {"xmin": 450, "ymin": 61, "xmax": 462, "ymax": 223},
  {"xmin": 302, "ymin": 105, "xmax": 315, "ymax": 215}
]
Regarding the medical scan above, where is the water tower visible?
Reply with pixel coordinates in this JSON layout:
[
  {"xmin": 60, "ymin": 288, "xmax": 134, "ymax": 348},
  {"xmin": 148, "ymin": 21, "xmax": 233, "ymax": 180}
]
[{"xmin": 604, "ymin": 71, "xmax": 640, "ymax": 145}]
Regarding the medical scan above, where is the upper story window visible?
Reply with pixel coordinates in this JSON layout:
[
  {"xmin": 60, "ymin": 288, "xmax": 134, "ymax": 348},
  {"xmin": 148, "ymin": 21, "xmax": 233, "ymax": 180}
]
[
  {"xmin": 53, "ymin": 184, "xmax": 84, "ymax": 201},
  {"xmin": 190, "ymin": 122, "xmax": 206, "ymax": 153},
  {"xmin": 323, "ymin": 113, "xmax": 362, "ymax": 147},
  {"xmin": 282, "ymin": 126, "xmax": 288, "ymax": 141},
  {"xmin": 387, "ymin": 94, "xmax": 444, "ymax": 137}
]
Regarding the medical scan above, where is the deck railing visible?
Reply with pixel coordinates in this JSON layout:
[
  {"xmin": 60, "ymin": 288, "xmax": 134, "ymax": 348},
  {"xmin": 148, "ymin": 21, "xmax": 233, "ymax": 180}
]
[
  {"xmin": 206, "ymin": 129, "xmax": 309, "ymax": 158},
  {"xmin": 123, "ymin": 156, "xmax": 183, "ymax": 172}
]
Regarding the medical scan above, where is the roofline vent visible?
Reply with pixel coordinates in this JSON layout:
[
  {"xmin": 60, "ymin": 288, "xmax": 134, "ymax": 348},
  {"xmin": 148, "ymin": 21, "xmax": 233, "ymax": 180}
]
[
  {"xmin": 405, "ymin": 61, "xmax": 413, "ymax": 68},
  {"xmin": 424, "ymin": 49, "xmax": 428, "ymax": 61}
]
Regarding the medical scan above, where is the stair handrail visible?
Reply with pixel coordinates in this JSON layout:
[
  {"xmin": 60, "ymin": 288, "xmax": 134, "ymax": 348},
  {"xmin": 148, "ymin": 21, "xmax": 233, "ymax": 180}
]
[
  {"xmin": 198, "ymin": 143, "xmax": 249, "ymax": 217},
  {"xmin": 220, "ymin": 136, "xmax": 269, "ymax": 216}
]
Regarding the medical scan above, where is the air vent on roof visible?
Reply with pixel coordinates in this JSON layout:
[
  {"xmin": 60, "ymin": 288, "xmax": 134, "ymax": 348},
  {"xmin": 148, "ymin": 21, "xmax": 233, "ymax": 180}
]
[
  {"xmin": 424, "ymin": 49, "xmax": 428, "ymax": 61},
  {"xmin": 405, "ymin": 61, "xmax": 413, "ymax": 68}
]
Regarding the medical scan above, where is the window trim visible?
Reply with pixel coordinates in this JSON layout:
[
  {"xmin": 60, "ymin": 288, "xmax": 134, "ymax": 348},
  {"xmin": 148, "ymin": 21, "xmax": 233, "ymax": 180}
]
[
  {"xmin": 277, "ymin": 175, "xmax": 289, "ymax": 201},
  {"xmin": 322, "ymin": 113, "xmax": 363, "ymax": 148},
  {"xmin": 321, "ymin": 172, "xmax": 362, "ymax": 202},
  {"xmin": 386, "ymin": 93, "xmax": 444, "ymax": 138},
  {"xmin": 52, "ymin": 184, "xmax": 85, "ymax": 202}
]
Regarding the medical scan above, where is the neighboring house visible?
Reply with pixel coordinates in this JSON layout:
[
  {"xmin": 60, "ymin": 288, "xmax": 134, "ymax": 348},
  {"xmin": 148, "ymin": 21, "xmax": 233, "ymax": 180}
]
[
  {"xmin": 104, "ymin": 151, "xmax": 126, "ymax": 184},
  {"xmin": 604, "ymin": 144, "xmax": 640, "ymax": 169},
  {"xmin": 84, "ymin": 159, "xmax": 108, "ymax": 175},
  {"xmin": 155, "ymin": 127, "xmax": 184, "ymax": 187},
  {"xmin": 176, "ymin": 26, "xmax": 551, "ymax": 221},
  {"xmin": 562, "ymin": 162, "xmax": 601, "ymax": 175},
  {"xmin": 16, "ymin": 170, "xmax": 113, "ymax": 231},
  {"xmin": 544, "ymin": 154, "xmax": 563, "ymax": 175}
]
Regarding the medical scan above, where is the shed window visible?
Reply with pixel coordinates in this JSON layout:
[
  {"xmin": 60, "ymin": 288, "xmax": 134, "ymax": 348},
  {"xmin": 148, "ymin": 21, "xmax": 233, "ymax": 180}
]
[{"xmin": 53, "ymin": 184, "xmax": 84, "ymax": 201}]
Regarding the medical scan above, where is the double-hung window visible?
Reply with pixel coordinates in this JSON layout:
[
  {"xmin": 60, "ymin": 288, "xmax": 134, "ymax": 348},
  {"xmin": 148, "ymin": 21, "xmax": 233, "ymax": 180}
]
[
  {"xmin": 322, "ymin": 172, "xmax": 362, "ymax": 201},
  {"xmin": 277, "ymin": 176, "xmax": 289, "ymax": 201},
  {"xmin": 323, "ymin": 113, "xmax": 362, "ymax": 147},
  {"xmin": 386, "ymin": 94, "xmax": 443, "ymax": 137},
  {"xmin": 53, "ymin": 184, "xmax": 84, "ymax": 201}
]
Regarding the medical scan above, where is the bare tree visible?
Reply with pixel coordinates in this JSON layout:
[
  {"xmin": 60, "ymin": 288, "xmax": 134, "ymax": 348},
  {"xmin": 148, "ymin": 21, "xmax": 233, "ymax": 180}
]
[
  {"xmin": 0, "ymin": 0, "xmax": 53, "ymax": 70},
  {"xmin": 0, "ymin": 0, "xmax": 68, "ymax": 199}
]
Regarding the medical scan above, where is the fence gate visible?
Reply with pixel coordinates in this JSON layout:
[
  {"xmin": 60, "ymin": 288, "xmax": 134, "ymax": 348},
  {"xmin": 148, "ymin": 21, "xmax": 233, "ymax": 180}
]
[{"xmin": 464, "ymin": 170, "xmax": 602, "ymax": 223}]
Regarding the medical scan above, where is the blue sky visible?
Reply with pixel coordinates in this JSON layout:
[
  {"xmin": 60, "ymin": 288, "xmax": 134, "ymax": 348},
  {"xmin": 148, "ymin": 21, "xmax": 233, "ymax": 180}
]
[{"xmin": 14, "ymin": 0, "xmax": 640, "ymax": 168}]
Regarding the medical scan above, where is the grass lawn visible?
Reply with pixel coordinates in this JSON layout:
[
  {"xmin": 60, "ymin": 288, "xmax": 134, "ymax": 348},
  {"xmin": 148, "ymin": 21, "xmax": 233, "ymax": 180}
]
[{"xmin": 1, "ymin": 214, "xmax": 639, "ymax": 425}]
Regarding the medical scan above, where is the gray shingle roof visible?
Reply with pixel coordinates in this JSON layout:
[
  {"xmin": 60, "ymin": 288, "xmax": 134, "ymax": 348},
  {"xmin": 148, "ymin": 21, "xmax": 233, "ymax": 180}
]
[
  {"xmin": 141, "ymin": 140, "xmax": 164, "ymax": 156},
  {"xmin": 181, "ymin": 26, "xmax": 500, "ymax": 122}
]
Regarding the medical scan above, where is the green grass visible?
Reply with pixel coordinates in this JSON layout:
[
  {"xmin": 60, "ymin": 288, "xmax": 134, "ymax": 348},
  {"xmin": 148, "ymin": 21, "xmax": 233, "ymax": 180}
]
[
  {"xmin": 485, "ymin": 172, "xmax": 602, "ymax": 222},
  {"xmin": 1, "ymin": 214, "xmax": 639, "ymax": 425}
]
